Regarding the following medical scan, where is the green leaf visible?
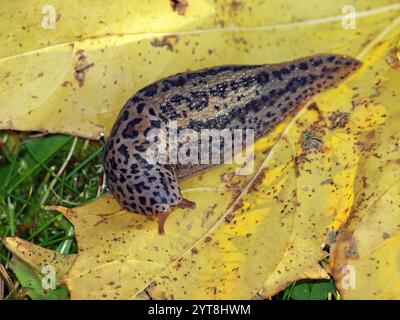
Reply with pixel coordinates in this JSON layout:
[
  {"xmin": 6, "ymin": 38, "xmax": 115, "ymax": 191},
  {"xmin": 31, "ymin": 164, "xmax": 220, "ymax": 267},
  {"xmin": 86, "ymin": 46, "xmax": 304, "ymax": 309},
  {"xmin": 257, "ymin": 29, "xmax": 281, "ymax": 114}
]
[
  {"xmin": 290, "ymin": 281, "xmax": 313, "ymax": 300},
  {"xmin": 10, "ymin": 256, "xmax": 69, "ymax": 300},
  {"xmin": 310, "ymin": 279, "xmax": 335, "ymax": 300},
  {"xmin": 4, "ymin": 237, "xmax": 75, "ymax": 300}
]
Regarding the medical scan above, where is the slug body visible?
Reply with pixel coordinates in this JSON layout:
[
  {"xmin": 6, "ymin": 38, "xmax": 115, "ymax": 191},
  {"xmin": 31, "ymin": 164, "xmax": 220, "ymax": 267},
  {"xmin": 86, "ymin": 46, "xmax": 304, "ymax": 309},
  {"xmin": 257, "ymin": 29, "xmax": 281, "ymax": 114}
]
[{"xmin": 104, "ymin": 53, "xmax": 361, "ymax": 233}]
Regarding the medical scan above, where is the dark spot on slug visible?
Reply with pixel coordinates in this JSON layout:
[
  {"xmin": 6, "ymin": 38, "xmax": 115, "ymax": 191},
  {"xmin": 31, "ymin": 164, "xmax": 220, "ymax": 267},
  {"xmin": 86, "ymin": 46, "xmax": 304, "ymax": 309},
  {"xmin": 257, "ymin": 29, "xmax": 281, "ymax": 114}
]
[
  {"xmin": 136, "ymin": 102, "xmax": 146, "ymax": 114},
  {"xmin": 141, "ymin": 83, "xmax": 158, "ymax": 97},
  {"xmin": 117, "ymin": 144, "xmax": 130, "ymax": 164},
  {"xmin": 256, "ymin": 71, "xmax": 270, "ymax": 85},
  {"xmin": 312, "ymin": 59, "xmax": 323, "ymax": 67},
  {"xmin": 298, "ymin": 62, "xmax": 308, "ymax": 70},
  {"xmin": 150, "ymin": 120, "xmax": 161, "ymax": 128}
]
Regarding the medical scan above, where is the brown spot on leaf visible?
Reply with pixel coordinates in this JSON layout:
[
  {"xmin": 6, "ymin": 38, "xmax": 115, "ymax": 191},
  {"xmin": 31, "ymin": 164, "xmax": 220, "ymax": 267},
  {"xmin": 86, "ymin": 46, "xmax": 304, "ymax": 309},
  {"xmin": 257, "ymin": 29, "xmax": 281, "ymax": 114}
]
[
  {"xmin": 320, "ymin": 178, "xmax": 334, "ymax": 186},
  {"xmin": 362, "ymin": 176, "xmax": 368, "ymax": 189},
  {"xmin": 74, "ymin": 50, "xmax": 94, "ymax": 87},
  {"xmin": 355, "ymin": 130, "xmax": 377, "ymax": 153},
  {"xmin": 62, "ymin": 81, "xmax": 72, "ymax": 87},
  {"xmin": 151, "ymin": 35, "xmax": 180, "ymax": 52},
  {"xmin": 383, "ymin": 232, "xmax": 390, "ymax": 239},
  {"xmin": 170, "ymin": 0, "xmax": 188, "ymax": 16},
  {"xmin": 230, "ymin": 0, "xmax": 243, "ymax": 11},
  {"xmin": 294, "ymin": 154, "xmax": 307, "ymax": 177},
  {"xmin": 351, "ymin": 95, "xmax": 373, "ymax": 110},
  {"xmin": 232, "ymin": 198, "xmax": 244, "ymax": 213},
  {"xmin": 201, "ymin": 209, "xmax": 214, "ymax": 227},
  {"xmin": 248, "ymin": 168, "xmax": 267, "ymax": 193},
  {"xmin": 386, "ymin": 47, "xmax": 400, "ymax": 69},
  {"xmin": 329, "ymin": 112, "xmax": 350, "ymax": 129},
  {"xmin": 347, "ymin": 237, "xmax": 359, "ymax": 259},
  {"xmin": 307, "ymin": 102, "xmax": 326, "ymax": 125},
  {"xmin": 307, "ymin": 102, "xmax": 320, "ymax": 113},
  {"xmin": 224, "ymin": 214, "xmax": 234, "ymax": 224}
]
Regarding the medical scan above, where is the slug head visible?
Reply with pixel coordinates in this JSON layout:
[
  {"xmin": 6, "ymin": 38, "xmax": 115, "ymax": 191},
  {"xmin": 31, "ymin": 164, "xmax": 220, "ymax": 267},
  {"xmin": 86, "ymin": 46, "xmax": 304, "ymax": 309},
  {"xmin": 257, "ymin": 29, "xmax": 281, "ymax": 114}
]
[{"xmin": 104, "ymin": 155, "xmax": 195, "ymax": 234}]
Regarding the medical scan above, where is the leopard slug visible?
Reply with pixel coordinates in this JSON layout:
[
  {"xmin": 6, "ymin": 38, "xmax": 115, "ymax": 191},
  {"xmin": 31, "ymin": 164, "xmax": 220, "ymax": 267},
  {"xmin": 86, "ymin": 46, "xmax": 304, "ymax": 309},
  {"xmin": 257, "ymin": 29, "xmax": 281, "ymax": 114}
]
[{"xmin": 104, "ymin": 53, "xmax": 361, "ymax": 234}]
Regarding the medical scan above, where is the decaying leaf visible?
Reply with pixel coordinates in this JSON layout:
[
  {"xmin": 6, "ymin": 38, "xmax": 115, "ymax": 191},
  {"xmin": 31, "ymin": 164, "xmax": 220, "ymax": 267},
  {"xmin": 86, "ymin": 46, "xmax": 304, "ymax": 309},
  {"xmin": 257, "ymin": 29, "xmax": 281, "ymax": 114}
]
[
  {"xmin": 1, "ymin": 0, "xmax": 399, "ymax": 138},
  {"xmin": 330, "ymin": 36, "xmax": 400, "ymax": 299},
  {"xmin": 3, "ymin": 237, "xmax": 76, "ymax": 299}
]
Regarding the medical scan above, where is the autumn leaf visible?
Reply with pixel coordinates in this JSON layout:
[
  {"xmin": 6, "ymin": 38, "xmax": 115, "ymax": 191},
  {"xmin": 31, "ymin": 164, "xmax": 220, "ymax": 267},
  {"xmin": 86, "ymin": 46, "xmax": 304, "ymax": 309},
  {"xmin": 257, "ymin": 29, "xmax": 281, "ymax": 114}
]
[
  {"xmin": 1, "ymin": 0, "xmax": 399, "ymax": 138},
  {"xmin": 3, "ymin": 237, "xmax": 76, "ymax": 299},
  {"xmin": 330, "ymin": 40, "xmax": 400, "ymax": 299},
  {"xmin": 2, "ymin": 0, "xmax": 400, "ymax": 300}
]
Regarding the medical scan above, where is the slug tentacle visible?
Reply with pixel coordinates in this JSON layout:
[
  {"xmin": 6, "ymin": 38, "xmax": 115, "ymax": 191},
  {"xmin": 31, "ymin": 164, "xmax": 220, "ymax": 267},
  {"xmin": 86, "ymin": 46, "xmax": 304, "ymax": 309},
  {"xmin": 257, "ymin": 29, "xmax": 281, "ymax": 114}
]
[{"xmin": 104, "ymin": 53, "xmax": 361, "ymax": 234}]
